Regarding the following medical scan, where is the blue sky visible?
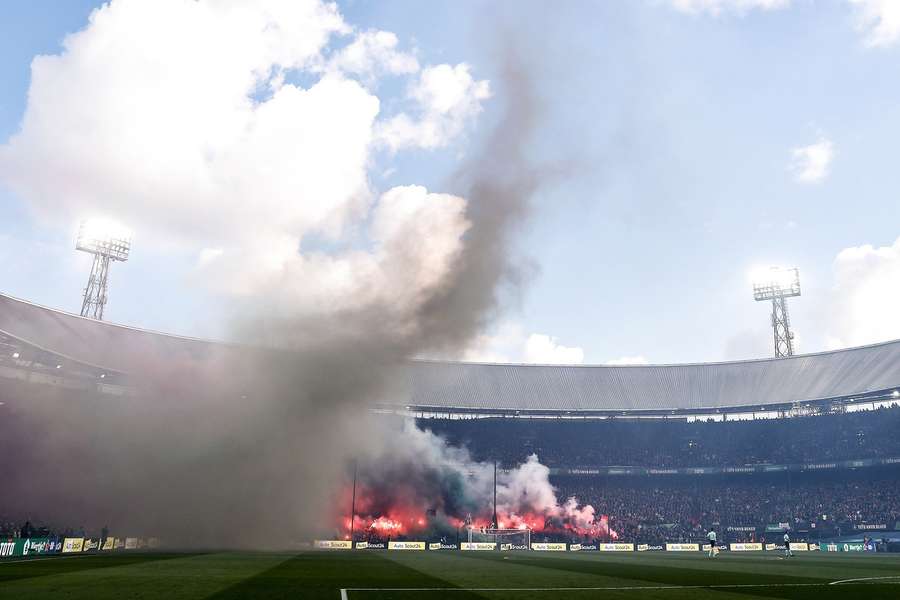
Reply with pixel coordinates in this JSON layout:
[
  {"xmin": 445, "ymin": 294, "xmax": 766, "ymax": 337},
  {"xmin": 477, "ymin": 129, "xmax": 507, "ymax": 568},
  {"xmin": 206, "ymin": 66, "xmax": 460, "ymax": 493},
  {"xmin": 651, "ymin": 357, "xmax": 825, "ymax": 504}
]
[{"xmin": 1, "ymin": 0, "xmax": 899, "ymax": 365}]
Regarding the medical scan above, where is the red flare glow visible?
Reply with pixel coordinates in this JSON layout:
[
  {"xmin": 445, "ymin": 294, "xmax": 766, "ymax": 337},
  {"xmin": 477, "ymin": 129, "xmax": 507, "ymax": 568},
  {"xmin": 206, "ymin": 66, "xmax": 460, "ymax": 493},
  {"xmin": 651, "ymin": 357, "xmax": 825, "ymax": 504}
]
[{"xmin": 339, "ymin": 485, "xmax": 618, "ymax": 540}]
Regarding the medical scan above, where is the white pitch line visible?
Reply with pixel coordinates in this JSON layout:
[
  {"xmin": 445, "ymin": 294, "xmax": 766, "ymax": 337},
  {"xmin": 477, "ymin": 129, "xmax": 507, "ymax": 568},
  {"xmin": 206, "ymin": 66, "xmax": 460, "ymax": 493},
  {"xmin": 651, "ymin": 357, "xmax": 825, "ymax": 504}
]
[
  {"xmin": 340, "ymin": 578, "xmax": 900, "ymax": 597},
  {"xmin": 829, "ymin": 575, "xmax": 900, "ymax": 586},
  {"xmin": 0, "ymin": 554, "xmax": 92, "ymax": 565},
  {"xmin": 342, "ymin": 582, "xmax": 824, "ymax": 594}
]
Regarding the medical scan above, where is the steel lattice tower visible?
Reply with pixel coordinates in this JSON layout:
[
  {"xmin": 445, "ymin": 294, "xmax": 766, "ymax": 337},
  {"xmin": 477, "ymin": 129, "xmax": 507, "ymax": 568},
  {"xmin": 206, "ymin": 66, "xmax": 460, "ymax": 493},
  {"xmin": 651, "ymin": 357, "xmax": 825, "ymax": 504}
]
[
  {"xmin": 769, "ymin": 295, "xmax": 794, "ymax": 357},
  {"xmin": 752, "ymin": 267, "xmax": 801, "ymax": 358},
  {"xmin": 76, "ymin": 220, "xmax": 131, "ymax": 320}
]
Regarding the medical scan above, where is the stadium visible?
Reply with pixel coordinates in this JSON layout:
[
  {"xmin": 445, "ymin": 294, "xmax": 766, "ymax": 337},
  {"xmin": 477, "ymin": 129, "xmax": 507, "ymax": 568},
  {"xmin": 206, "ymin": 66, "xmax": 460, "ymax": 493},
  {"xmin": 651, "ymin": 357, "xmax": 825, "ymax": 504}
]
[
  {"xmin": 3, "ymin": 290, "xmax": 900, "ymax": 598},
  {"xmin": 4, "ymin": 2, "xmax": 900, "ymax": 598}
]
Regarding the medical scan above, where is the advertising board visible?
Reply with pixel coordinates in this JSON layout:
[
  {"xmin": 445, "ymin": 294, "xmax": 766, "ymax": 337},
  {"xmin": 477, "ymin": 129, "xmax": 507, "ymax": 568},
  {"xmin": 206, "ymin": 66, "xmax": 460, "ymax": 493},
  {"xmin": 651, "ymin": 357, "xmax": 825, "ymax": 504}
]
[
  {"xmin": 665, "ymin": 543, "xmax": 699, "ymax": 552},
  {"xmin": 499, "ymin": 543, "xmax": 529, "ymax": 551},
  {"xmin": 0, "ymin": 538, "xmax": 61, "ymax": 557},
  {"xmin": 730, "ymin": 543, "xmax": 763, "ymax": 551},
  {"xmin": 0, "ymin": 540, "xmax": 14, "ymax": 558},
  {"xmin": 598, "ymin": 543, "xmax": 633, "ymax": 552},
  {"xmin": 461, "ymin": 542, "xmax": 496, "ymax": 551},
  {"xmin": 428, "ymin": 542, "xmax": 457, "ymax": 550},
  {"xmin": 387, "ymin": 541, "xmax": 425, "ymax": 550},
  {"xmin": 531, "ymin": 543, "xmax": 567, "ymax": 552},
  {"xmin": 666, "ymin": 544, "xmax": 700, "ymax": 552},
  {"xmin": 62, "ymin": 538, "xmax": 84, "ymax": 553},
  {"xmin": 314, "ymin": 540, "xmax": 352, "ymax": 549}
]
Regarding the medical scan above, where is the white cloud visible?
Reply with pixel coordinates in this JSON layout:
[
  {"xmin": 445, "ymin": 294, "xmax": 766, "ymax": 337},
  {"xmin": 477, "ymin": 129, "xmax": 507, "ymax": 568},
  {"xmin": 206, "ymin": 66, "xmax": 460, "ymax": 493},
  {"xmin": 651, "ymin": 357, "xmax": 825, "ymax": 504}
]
[
  {"xmin": 790, "ymin": 137, "xmax": 834, "ymax": 184},
  {"xmin": 667, "ymin": 0, "xmax": 790, "ymax": 16},
  {"xmin": 449, "ymin": 324, "xmax": 584, "ymax": 365},
  {"xmin": 377, "ymin": 63, "xmax": 491, "ymax": 151},
  {"xmin": 523, "ymin": 334, "xmax": 585, "ymax": 365},
  {"xmin": 460, "ymin": 329, "xmax": 649, "ymax": 367},
  {"xmin": 604, "ymin": 355, "xmax": 649, "ymax": 365},
  {"xmin": 328, "ymin": 29, "xmax": 419, "ymax": 80},
  {"xmin": 458, "ymin": 322, "xmax": 528, "ymax": 363},
  {"xmin": 0, "ymin": 0, "xmax": 490, "ymax": 328},
  {"xmin": 723, "ymin": 328, "xmax": 775, "ymax": 360},
  {"xmin": 198, "ymin": 247, "xmax": 224, "ymax": 267},
  {"xmin": 825, "ymin": 236, "xmax": 900, "ymax": 349},
  {"xmin": 669, "ymin": 0, "xmax": 900, "ymax": 47},
  {"xmin": 728, "ymin": 238, "xmax": 900, "ymax": 359},
  {"xmin": 850, "ymin": 0, "xmax": 900, "ymax": 47}
]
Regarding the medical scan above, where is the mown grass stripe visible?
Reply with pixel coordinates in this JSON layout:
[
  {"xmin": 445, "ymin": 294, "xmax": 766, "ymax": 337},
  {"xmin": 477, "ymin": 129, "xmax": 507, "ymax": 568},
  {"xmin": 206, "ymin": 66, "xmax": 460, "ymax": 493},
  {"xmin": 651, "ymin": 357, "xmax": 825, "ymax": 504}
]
[{"xmin": 0, "ymin": 552, "xmax": 193, "ymax": 585}]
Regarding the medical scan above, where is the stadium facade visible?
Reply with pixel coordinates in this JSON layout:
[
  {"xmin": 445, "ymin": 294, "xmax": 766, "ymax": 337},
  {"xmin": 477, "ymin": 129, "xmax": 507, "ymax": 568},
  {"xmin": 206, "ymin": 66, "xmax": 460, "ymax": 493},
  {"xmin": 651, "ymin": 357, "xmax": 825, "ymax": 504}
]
[{"xmin": 2, "ymin": 291, "xmax": 899, "ymax": 419}]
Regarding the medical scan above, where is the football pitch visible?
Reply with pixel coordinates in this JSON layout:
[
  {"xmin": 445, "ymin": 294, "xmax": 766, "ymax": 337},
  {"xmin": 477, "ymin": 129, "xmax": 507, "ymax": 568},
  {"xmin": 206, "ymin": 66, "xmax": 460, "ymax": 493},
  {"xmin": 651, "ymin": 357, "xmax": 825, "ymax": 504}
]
[{"xmin": 2, "ymin": 551, "xmax": 899, "ymax": 599}]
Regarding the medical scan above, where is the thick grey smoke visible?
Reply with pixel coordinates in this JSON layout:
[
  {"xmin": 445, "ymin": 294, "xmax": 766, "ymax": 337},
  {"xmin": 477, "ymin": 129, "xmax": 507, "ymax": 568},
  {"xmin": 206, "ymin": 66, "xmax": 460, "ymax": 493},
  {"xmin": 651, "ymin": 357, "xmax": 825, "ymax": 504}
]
[
  {"xmin": 1, "ymin": 49, "xmax": 552, "ymax": 548},
  {"xmin": 417, "ymin": 56, "xmax": 543, "ymax": 353},
  {"xmin": 346, "ymin": 421, "xmax": 605, "ymax": 539}
]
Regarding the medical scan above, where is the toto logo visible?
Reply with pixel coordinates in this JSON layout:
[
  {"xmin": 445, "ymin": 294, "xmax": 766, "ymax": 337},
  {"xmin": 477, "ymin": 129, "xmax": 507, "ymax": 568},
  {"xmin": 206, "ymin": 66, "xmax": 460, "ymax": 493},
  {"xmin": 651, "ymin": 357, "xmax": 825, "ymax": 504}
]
[{"xmin": 0, "ymin": 542, "xmax": 15, "ymax": 557}]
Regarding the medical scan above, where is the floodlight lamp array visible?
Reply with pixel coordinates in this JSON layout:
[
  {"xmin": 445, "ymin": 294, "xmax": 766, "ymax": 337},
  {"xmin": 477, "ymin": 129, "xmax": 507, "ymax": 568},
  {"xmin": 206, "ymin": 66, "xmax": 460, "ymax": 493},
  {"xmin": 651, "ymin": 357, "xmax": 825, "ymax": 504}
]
[
  {"xmin": 752, "ymin": 267, "xmax": 800, "ymax": 301},
  {"xmin": 75, "ymin": 220, "xmax": 132, "ymax": 262}
]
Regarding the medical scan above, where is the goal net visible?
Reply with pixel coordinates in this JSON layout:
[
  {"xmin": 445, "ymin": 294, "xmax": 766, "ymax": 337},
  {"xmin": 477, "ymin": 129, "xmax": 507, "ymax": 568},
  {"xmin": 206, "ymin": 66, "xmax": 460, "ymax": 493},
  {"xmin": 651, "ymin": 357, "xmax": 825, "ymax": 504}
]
[{"xmin": 467, "ymin": 527, "xmax": 531, "ymax": 549}]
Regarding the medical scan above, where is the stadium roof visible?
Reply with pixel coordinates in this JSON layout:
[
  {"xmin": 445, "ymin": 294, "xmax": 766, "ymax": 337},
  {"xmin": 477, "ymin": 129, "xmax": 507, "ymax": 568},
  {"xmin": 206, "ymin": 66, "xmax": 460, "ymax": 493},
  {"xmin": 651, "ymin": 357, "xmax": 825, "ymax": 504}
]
[{"xmin": 2, "ymin": 291, "xmax": 900, "ymax": 414}]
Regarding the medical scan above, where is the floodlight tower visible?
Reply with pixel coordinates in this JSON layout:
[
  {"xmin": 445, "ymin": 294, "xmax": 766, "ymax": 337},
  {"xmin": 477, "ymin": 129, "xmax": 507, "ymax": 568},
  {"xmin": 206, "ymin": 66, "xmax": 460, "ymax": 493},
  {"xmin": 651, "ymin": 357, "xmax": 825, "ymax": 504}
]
[
  {"xmin": 752, "ymin": 266, "xmax": 801, "ymax": 358},
  {"xmin": 75, "ymin": 219, "xmax": 131, "ymax": 320}
]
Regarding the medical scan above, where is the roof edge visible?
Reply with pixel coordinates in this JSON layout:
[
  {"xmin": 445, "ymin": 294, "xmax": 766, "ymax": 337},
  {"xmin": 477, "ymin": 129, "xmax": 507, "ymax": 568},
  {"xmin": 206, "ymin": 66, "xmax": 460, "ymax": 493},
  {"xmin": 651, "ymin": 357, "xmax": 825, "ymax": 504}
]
[{"xmin": 5, "ymin": 290, "xmax": 900, "ymax": 371}]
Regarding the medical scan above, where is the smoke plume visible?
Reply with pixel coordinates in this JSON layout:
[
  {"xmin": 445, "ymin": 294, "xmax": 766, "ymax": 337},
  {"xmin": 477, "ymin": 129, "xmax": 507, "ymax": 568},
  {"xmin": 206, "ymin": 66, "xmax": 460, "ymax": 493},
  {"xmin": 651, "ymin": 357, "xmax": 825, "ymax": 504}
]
[
  {"xmin": 1, "ymin": 32, "xmax": 561, "ymax": 547},
  {"xmin": 342, "ymin": 422, "xmax": 610, "ymax": 541}
]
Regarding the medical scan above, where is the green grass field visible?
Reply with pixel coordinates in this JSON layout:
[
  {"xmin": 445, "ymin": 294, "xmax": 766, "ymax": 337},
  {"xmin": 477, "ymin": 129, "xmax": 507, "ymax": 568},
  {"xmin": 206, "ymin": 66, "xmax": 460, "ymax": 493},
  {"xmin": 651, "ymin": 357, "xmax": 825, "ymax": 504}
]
[{"xmin": 2, "ymin": 551, "xmax": 899, "ymax": 599}]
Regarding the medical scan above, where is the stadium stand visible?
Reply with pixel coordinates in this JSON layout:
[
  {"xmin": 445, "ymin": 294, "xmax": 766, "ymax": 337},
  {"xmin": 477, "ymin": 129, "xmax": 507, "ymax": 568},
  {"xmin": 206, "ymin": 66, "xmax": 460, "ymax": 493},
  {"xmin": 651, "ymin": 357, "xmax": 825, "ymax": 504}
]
[
  {"xmin": 553, "ymin": 470, "xmax": 900, "ymax": 544},
  {"xmin": 419, "ymin": 408, "xmax": 900, "ymax": 468},
  {"xmin": 2, "ymin": 291, "xmax": 900, "ymax": 545}
]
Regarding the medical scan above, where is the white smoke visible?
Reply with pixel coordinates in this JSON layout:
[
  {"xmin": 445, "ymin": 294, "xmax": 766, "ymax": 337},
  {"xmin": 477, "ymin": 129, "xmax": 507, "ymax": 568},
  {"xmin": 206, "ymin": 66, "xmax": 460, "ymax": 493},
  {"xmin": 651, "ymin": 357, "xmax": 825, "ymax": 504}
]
[
  {"xmin": 0, "ymin": 0, "xmax": 490, "ymax": 324},
  {"xmin": 0, "ymin": 1, "xmax": 562, "ymax": 548},
  {"xmin": 351, "ymin": 421, "xmax": 600, "ymax": 536}
]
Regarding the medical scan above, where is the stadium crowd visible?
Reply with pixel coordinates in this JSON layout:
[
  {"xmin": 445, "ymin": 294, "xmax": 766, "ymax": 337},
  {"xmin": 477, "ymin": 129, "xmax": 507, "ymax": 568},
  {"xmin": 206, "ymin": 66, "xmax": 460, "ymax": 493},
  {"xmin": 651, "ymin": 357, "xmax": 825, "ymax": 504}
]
[
  {"xmin": 0, "ymin": 517, "xmax": 101, "ymax": 540},
  {"xmin": 421, "ymin": 406, "xmax": 900, "ymax": 468},
  {"xmin": 554, "ymin": 474, "xmax": 900, "ymax": 543}
]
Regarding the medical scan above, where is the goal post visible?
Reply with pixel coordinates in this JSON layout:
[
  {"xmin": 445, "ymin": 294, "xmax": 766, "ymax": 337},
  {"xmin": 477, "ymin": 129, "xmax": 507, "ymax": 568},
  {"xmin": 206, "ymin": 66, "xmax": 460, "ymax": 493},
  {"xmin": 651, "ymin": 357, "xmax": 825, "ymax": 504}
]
[{"xmin": 467, "ymin": 527, "xmax": 531, "ymax": 549}]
